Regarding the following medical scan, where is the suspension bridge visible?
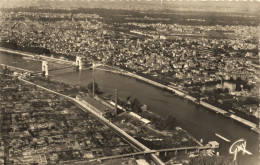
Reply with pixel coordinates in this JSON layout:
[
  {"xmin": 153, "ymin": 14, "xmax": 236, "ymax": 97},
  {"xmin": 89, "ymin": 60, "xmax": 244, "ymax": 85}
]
[{"xmin": 0, "ymin": 48, "xmax": 103, "ymax": 76}]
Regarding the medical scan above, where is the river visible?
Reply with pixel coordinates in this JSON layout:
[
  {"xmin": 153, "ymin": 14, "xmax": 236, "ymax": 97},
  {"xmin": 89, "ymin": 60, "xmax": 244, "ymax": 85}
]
[{"xmin": 0, "ymin": 51, "xmax": 259, "ymax": 165}]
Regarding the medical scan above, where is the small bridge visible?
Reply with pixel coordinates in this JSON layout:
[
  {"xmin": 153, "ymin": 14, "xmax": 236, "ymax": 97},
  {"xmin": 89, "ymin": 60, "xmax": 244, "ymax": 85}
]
[
  {"xmin": 0, "ymin": 48, "xmax": 88, "ymax": 76},
  {"xmin": 0, "ymin": 48, "xmax": 106, "ymax": 76},
  {"xmin": 90, "ymin": 145, "xmax": 218, "ymax": 163},
  {"xmin": 34, "ymin": 56, "xmax": 83, "ymax": 76},
  {"xmin": 40, "ymin": 58, "xmax": 103, "ymax": 76},
  {"xmin": 2, "ymin": 60, "xmax": 102, "ymax": 77}
]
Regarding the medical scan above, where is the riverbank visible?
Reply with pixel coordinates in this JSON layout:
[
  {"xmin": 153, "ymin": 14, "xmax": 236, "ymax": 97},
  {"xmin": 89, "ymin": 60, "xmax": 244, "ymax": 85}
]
[
  {"xmin": 0, "ymin": 47, "xmax": 74, "ymax": 65},
  {"xmin": 15, "ymin": 76, "xmax": 164, "ymax": 165},
  {"xmin": 1, "ymin": 47, "xmax": 259, "ymax": 134},
  {"xmin": 24, "ymin": 74, "xmax": 203, "ymax": 150},
  {"xmin": 2, "ymin": 65, "xmax": 208, "ymax": 163},
  {"xmin": 94, "ymin": 66, "xmax": 260, "ymax": 134},
  {"xmin": 17, "ymin": 74, "xmax": 217, "ymax": 165}
]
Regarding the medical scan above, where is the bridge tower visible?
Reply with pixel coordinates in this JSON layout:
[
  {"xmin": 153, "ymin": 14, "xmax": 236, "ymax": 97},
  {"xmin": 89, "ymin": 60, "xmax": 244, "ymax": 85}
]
[
  {"xmin": 76, "ymin": 56, "xmax": 82, "ymax": 70},
  {"xmin": 42, "ymin": 61, "xmax": 48, "ymax": 76},
  {"xmin": 92, "ymin": 62, "xmax": 96, "ymax": 70}
]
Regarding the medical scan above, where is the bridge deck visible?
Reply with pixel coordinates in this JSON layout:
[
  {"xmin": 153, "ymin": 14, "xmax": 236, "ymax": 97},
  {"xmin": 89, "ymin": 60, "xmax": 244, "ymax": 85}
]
[
  {"xmin": 1, "ymin": 64, "xmax": 35, "ymax": 73},
  {"xmin": 92, "ymin": 145, "xmax": 215, "ymax": 162},
  {"xmin": 156, "ymin": 145, "xmax": 217, "ymax": 152},
  {"xmin": 0, "ymin": 47, "xmax": 75, "ymax": 65}
]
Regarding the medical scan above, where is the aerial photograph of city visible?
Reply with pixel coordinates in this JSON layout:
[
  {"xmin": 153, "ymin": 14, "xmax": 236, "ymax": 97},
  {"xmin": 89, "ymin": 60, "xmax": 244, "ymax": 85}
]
[{"xmin": 0, "ymin": 0, "xmax": 259, "ymax": 165}]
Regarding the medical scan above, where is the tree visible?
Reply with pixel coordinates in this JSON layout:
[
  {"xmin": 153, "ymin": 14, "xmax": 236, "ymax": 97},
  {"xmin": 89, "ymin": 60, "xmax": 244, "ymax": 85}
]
[
  {"xmin": 224, "ymin": 88, "xmax": 229, "ymax": 93},
  {"xmin": 131, "ymin": 98, "xmax": 142, "ymax": 113},
  {"xmin": 2, "ymin": 66, "xmax": 12, "ymax": 75},
  {"xmin": 126, "ymin": 96, "xmax": 132, "ymax": 110},
  {"xmin": 163, "ymin": 115, "xmax": 177, "ymax": 130},
  {"xmin": 87, "ymin": 81, "xmax": 100, "ymax": 94},
  {"xmin": 126, "ymin": 96, "xmax": 131, "ymax": 101},
  {"xmin": 80, "ymin": 86, "xmax": 88, "ymax": 93}
]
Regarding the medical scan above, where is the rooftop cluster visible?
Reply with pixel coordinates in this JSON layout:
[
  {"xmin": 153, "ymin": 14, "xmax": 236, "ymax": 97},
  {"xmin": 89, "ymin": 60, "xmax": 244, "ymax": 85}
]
[
  {"xmin": 0, "ymin": 74, "xmax": 138, "ymax": 164},
  {"xmin": 0, "ymin": 9, "xmax": 259, "ymax": 122}
]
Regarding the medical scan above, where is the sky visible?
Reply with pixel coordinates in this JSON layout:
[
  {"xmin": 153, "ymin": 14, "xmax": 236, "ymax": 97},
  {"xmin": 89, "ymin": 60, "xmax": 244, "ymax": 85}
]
[{"xmin": 0, "ymin": 0, "xmax": 259, "ymax": 14}]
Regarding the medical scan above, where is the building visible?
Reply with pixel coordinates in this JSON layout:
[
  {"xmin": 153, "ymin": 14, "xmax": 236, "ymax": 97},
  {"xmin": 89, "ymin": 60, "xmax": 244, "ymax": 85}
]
[
  {"xmin": 218, "ymin": 97, "xmax": 237, "ymax": 105},
  {"xmin": 223, "ymin": 82, "xmax": 236, "ymax": 93},
  {"xmin": 201, "ymin": 85, "xmax": 216, "ymax": 93}
]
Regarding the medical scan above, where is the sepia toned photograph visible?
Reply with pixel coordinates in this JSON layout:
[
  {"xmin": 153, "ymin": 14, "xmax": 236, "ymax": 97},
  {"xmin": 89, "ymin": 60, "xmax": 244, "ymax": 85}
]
[{"xmin": 0, "ymin": 0, "xmax": 259, "ymax": 165}]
